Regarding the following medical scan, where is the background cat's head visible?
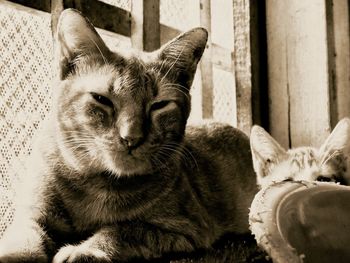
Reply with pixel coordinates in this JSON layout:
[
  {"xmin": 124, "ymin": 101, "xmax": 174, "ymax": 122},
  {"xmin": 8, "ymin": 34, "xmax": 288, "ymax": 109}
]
[
  {"xmin": 53, "ymin": 9, "xmax": 207, "ymax": 176},
  {"xmin": 250, "ymin": 118, "xmax": 350, "ymax": 188}
]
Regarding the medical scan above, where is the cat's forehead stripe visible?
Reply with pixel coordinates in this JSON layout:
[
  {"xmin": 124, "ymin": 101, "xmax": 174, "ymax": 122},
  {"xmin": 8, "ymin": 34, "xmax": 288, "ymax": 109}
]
[{"xmin": 112, "ymin": 60, "xmax": 149, "ymax": 95}]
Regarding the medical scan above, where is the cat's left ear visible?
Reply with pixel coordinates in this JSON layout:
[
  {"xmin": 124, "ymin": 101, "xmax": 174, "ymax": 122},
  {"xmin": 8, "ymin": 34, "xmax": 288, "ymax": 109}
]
[
  {"xmin": 319, "ymin": 118, "xmax": 350, "ymax": 162},
  {"xmin": 157, "ymin": 27, "xmax": 208, "ymax": 88},
  {"xmin": 55, "ymin": 9, "xmax": 111, "ymax": 79},
  {"xmin": 250, "ymin": 125, "xmax": 287, "ymax": 184}
]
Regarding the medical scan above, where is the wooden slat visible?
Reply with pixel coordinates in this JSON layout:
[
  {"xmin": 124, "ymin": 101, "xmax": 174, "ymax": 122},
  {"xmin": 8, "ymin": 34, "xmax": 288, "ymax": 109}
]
[
  {"xmin": 288, "ymin": 0, "xmax": 331, "ymax": 147},
  {"xmin": 266, "ymin": 0, "xmax": 290, "ymax": 148},
  {"xmin": 69, "ymin": 0, "xmax": 131, "ymax": 37},
  {"xmin": 250, "ymin": 0, "xmax": 268, "ymax": 129},
  {"xmin": 8, "ymin": 0, "xmax": 51, "ymax": 13},
  {"xmin": 267, "ymin": 0, "xmax": 332, "ymax": 148},
  {"xmin": 232, "ymin": 0, "xmax": 253, "ymax": 135},
  {"xmin": 332, "ymin": 0, "xmax": 350, "ymax": 122},
  {"xmin": 130, "ymin": 0, "xmax": 143, "ymax": 50},
  {"xmin": 143, "ymin": 0, "xmax": 160, "ymax": 51},
  {"xmin": 199, "ymin": 0, "xmax": 214, "ymax": 119},
  {"xmin": 131, "ymin": 0, "xmax": 160, "ymax": 51},
  {"xmin": 325, "ymin": 0, "xmax": 337, "ymax": 129},
  {"xmin": 51, "ymin": 0, "xmax": 64, "ymax": 37},
  {"xmin": 49, "ymin": 0, "xmax": 132, "ymax": 37}
]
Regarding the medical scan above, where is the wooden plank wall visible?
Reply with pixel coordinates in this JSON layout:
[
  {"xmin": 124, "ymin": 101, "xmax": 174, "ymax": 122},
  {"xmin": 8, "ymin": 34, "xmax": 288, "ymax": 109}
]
[
  {"xmin": 199, "ymin": 0, "xmax": 214, "ymax": 119},
  {"xmin": 11, "ymin": 0, "xmax": 350, "ymax": 144},
  {"xmin": 266, "ymin": 0, "xmax": 350, "ymax": 148},
  {"xmin": 232, "ymin": 0, "xmax": 253, "ymax": 135},
  {"xmin": 332, "ymin": 0, "xmax": 350, "ymax": 121}
]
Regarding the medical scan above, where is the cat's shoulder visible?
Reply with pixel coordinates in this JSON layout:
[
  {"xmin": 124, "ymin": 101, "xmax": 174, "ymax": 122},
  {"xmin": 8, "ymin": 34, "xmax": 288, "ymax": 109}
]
[{"xmin": 185, "ymin": 121, "xmax": 249, "ymax": 150}]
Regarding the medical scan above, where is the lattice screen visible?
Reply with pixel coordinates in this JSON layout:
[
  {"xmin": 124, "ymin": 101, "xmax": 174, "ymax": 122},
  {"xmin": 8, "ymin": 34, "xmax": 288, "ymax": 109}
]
[
  {"xmin": 0, "ymin": 3, "xmax": 53, "ymax": 237},
  {"xmin": 213, "ymin": 68, "xmax": 237, "ymax": 126},
  {"xmin": 0, "ymin": 2, "xmax": 129, "ymax": 238},
  {"xmin": 159, "ymin": 0, "xmax": 236, "ymax": 125}
]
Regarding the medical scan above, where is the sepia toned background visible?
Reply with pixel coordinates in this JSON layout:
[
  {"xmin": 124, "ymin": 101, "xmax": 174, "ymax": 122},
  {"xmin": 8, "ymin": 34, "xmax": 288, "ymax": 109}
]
[{"xmin": 0, "ymin": 0, "xmax": 349, "ymax": 238}]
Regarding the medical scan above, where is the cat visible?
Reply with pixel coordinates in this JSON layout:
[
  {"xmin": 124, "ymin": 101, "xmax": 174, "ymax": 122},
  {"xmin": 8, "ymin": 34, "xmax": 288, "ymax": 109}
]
[
  {"xmin": 250, "ymin": 118, "xmax": 350, "ymax": 188},
  {"xmin": 0, "ymin": 9, "xmax": 258, "ymax": 263}
]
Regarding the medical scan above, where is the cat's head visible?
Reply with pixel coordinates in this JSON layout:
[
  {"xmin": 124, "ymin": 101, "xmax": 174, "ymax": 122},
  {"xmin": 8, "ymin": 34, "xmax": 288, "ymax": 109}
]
[
  {"xmin": 250, "ymin": 118, "xmax": 350, "ymax": 188},
  {"xmin": 53, "ymin": 9, "xmax": 207, "ymax": 176}
]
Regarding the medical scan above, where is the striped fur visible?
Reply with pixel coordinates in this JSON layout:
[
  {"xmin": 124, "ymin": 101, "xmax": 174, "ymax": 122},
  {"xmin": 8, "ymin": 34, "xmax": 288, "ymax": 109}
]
[
  {"xmin": 0, "ymin": 9, "xmax": 258, "ymax": 263},
  {"xmin": 250, "ymin": 118, "xmax": 350, "ymax": 188}
]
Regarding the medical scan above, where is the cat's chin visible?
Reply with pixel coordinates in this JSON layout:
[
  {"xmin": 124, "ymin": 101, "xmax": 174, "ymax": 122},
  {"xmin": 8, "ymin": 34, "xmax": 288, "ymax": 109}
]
[
  {"xmin": 111, "ymin": 167, "xmax": 152, "ymax": 177},
  {"xmin": 104, "ymin": 159, "xmax": 153, "ymax": 177},
  {"xmin": 100, "ymin": 151, "xmax": 154, "ymax": 176}
]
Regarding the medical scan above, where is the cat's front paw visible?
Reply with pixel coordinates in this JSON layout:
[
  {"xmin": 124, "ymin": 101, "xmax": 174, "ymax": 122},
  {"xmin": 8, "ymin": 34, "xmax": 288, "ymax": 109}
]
[
  {"xmin": 0, "ymin": 253, "xmax": 47, "ymax": 263},
  {"xmin": 53, "ymin": 244, "xmax": 111, "ymax": 263}
]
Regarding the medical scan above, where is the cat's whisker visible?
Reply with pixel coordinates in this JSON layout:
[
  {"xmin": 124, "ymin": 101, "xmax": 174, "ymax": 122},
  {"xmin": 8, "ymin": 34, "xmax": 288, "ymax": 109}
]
[
  {"xmin": 150, "ymin": 154, "xmax": 169, "ymax": 174},
  {"xmin": 159, "ymin": 145, "xmax": 197, "ymax": 172},
  {"xmin": 159, "ymin": 45, "xmax": 186, "ymax": 84},
  {"xmin": 321, "ymin": 149, "xmax": 343, "ymax": 165},
  {"xmin": 63, "ymin": 140, "xmax": 95, "ymax": 148},
  {"xmin": 163, "ymin": 83, "xmax": 187, "ymax": 89},
  {"xmin": 61, "ymin": 133, "xmax": 113, "ymax": 146},
  {"xmin": 87, "ymin": 35, "xmax": 108, "ymax": 64},
  {"xmin": 162, "ymin": 85, "xmax": 190, "ymax": 100},
  {"xmin": 164, "ymin": 142, "xmax": 199, "ymax": 171}
]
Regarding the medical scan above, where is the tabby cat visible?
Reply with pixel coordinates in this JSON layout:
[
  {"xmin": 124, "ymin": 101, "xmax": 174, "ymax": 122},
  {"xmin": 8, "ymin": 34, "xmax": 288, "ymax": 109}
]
[
  {"xmin": 250, "ymin": 118, "xmax": 350, "ymax": 188},
  {"xmin": 0, "ymin": 9, "xmax": 258, "ymax": 262}
]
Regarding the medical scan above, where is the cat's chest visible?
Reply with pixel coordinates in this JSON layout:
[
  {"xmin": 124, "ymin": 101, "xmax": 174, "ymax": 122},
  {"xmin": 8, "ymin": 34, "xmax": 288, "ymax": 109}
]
[
  {"xmin": 55, "ymin": 175, "xmax": 160, "ymax": 231},
  {"xmin": 58, "ymin": 185, "xmax": 118, "ymax": 230}
]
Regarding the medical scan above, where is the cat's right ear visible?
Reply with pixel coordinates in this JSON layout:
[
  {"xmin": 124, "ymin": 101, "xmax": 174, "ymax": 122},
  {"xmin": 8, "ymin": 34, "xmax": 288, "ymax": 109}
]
[
  {"xmin": 55, "ymin": 9, "xmax": 111, "ymax": 79},
  {"xmin": 156, "ymin": 28, "xmax": 208, "ymax": 89},
  {"xmin": 250, "ymin": 126, "xmax": 287, "ymax": 181},
  {"xmin": 319, "ymin": 118, "xmax": 350, "ymax": 162}
]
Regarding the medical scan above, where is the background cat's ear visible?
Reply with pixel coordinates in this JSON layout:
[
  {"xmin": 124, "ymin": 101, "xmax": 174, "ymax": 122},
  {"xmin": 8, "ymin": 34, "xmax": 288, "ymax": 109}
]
[
  {"xmin": 319, "ymin": 118, "xmax": 350, "ymax": 163},
  {"xmin": 56, "ymin": 9, "xmax": 111, "ymax": 79},
  {"xmin": 157, "ymin": 27, "xmax": 208, "ymax": 88},
  {"xmin": 250, "ymin": 125, "xmax": 287, "ymax": 181}
]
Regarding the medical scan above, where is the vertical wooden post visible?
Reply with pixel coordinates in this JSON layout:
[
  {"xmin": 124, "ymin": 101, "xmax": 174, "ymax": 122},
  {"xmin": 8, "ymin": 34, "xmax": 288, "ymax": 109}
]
[
  {"xmin": 250, "ymin": 0, "xmax": 268, "ymax": 129},
  {"xmin": 199, "ymin": 0, "xmax": 214, "ymax": 119},
  {"xmin": 131, "ymin": 0, "xmax": 160, "ymax": 51},
  {"xmin": 325, "ymin": 0, "xmax": 337, "ymax": 129},
  {"xmin": 332, "ymin": 0, "xmax": 350, "ymax": 121},
  {"xmin": 51, "ymin": 0, "xmax": 65, "ymax": 37},
  {"xmin": 51, "ymin": 0, "xmax": 66, "ymax": 81},
  {"xmin": 267, "ymin": 0, "xmax": 333, "ymax": 148},
  {"xmin": 266, "ymin": 0, "xmax": 290, "ymax": 148},
  {"xmin": 232, "ymin": 0, "xmax": 253, "ymax": 135}
]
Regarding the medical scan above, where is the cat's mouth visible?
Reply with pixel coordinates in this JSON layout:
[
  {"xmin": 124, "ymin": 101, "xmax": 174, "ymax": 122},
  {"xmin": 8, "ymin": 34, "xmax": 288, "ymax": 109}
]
[{"xmin": 102, "ymin": 150, "xmax": 153, "ymax": 176}]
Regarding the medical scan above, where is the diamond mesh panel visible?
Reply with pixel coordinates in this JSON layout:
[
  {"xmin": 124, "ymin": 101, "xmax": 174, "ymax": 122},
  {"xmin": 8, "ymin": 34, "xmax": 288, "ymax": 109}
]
[
  {"xmin": 0, "ymin": 4, "xmax": 129, "ymax": 238},
  {"xmin": 0, "ymin": 4, "xmax": 53, "ymax": 237},
  {"xmin": 213, "ymin": 68, "xmax": 236, "ymax": 126},
  {"xmin": 98, "ymin": 0, "xmax": 131, "ymax": 11},
  {"xmin": 160, "ymin": 0, "xmax": 200, "ymax": 31}
]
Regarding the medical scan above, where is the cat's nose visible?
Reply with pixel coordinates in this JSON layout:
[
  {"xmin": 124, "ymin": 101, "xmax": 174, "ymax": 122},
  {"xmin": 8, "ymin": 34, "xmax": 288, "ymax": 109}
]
[
  {"xmin": 119, "ymin": 120, "xmax": 144, "ymax": 150},
  {"xmin": 121, "ymin": 135, "xmax": 143, "ymax": 150}
]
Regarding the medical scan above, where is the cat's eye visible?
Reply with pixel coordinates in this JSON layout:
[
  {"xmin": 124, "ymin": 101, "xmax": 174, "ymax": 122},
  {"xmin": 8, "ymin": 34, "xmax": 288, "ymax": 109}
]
[
  {"xmin": 91, "ymin": 92, "xmax": 114, "ymax": 108},
  {"xmin": 151, "ymin": 100, "xmax": 170, "ymax": 111},
  {"xmin": 316, "ymin": 176, "xmax": 332, "ymax": 182}
]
